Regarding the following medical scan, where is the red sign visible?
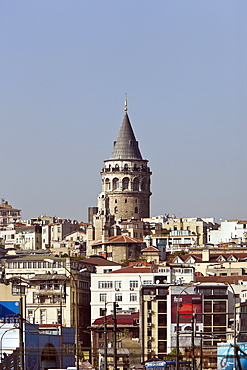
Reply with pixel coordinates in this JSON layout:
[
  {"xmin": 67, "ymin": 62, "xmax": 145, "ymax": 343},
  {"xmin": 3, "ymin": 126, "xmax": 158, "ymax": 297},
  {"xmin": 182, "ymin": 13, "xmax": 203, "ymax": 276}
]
[{"xmin": 171, "ymin": 294, "xmax": 202, "ymax": 323}]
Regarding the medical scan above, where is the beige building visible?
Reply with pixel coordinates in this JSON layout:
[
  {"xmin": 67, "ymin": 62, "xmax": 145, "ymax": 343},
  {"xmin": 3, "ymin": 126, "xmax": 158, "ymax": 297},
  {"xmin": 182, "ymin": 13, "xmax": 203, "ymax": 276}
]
[
  {"xmin": 41, "ymin": 219, "xmax": 80, "ymax": 249},
  {"xmin": 0, "ymin": 201, "xmax": 21, "ymax": 229},
  {"xmin": 3, "ymin": 256, "xmax": 93, "ymax": 354}
]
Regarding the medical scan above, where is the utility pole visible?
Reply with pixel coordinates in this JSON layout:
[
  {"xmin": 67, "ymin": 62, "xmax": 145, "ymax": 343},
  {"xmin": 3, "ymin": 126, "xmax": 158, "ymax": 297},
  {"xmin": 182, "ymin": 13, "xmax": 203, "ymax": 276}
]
[
  {"xmin": 19, "ymin": 297, "xmax": 24, "ymax": 370},
  {"xmin": 191, "ymin": 314, "xmax": 195, "ymax": 370},
  {"xmin": 104, "ymin": 302, "xmax": 108, "ymax": 370},
  {"xmin": 113, "ymin": 302, "xmax": 118, "ymax": 370},
  {"xmin": 175, "ymin": 308, "xmax": 180, "ymax": 370}
]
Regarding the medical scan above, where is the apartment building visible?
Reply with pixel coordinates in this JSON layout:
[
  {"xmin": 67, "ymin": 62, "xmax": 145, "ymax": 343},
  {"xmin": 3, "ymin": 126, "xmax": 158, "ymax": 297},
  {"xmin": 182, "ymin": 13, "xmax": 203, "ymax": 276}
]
[
  {"xmin": 3, "ymin": 255, "xmax": 93, "ymax": 354},
  {"xmin": 0, "ymin": 201, "xmax": 21, "ymax": 229},
  {"xmin": 91, "ymin": 265, "xmax": 194, "ymax": 323},
  {"xmin": 140, "ymin": 282, "xmax": 229, "ymax": 369}
]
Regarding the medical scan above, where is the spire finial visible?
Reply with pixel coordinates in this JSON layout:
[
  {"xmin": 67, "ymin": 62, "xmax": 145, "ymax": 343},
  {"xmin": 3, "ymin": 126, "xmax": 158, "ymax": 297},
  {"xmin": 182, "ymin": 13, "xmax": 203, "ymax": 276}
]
[{"xmin": 124, "ymin": 93, "xmax": 128, "ymax": 112}]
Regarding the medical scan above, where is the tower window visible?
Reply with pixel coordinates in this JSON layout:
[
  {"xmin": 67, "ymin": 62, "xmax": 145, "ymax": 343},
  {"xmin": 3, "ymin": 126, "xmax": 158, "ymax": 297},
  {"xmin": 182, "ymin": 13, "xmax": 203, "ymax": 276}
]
[
  {"xmin": 114, "ymin": 207, "xmax": 118, "ymax": 213},
  {"xmin": 105, "ymin": 179, "xmax": 110, "ymax": 191},
  {"xmin": 115, "ymin": 199, "xmax": 117, "ymax": 203},
  {"xmin": 135, "ymin": 199, "xmax": 138, "ymax": 203},
  {"xmin": 135, "ymin": 207, "xmax": 138, "ymax": 214},
  {"xmin": 133, "ymin": 178, "xmax": 139, "ymax": 191},
  {"xmin": 123, "ymin": 177, "xmax": 129, "ymax": 190},
  {"xmin": 124, "ymin": 199, "xmax": 127, "ymax": 203},
  {"xmin": 124, "ymin": 164, "xmax": 128, "ymax": 170},
  {"xmin": 113, "ymin": 178, "xmax": 120, "ymax": 190}
]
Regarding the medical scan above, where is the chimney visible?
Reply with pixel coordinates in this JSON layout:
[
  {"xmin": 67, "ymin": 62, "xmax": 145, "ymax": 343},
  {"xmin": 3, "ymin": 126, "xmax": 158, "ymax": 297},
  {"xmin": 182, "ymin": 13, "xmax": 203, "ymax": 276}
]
[{"xmin": 202, "ymin": 248, "xmax": 210, "ymax": 262}]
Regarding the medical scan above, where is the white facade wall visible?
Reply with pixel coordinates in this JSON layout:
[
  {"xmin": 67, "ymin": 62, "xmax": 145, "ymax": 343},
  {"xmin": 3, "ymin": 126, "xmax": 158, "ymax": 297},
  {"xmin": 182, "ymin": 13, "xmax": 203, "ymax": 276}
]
[
  {"xmin": 208, "ymin": 220, "xmax": 247, "ymax": 244},
  {"xmin": 91, "ymin": 267, "xmax": 194, "ymax": 323}
]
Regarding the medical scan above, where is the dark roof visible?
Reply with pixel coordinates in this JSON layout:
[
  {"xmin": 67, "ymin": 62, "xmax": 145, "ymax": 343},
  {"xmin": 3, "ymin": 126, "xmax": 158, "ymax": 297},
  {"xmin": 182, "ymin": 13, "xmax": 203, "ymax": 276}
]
[
  {"xmin": 30, "ymin": 274, "xmax": 67, "ymax": 281},
  {"xmin": 110, "ymin": 113, "xmax": 142, "ymax": 160},
  {"xmin": 108, "ymin": 266, "xmax": 152, "ymax": 274},
  {"xmin": 83, "ymin": 255, "xmax": 121, "ymax": 267},
  {"xmin": 196, "ymin": 275, "xmax": 247, "ymax": 284},
  {"xmin": 92, "ymin": 312, "xmax": 139, "ymax": 326}
]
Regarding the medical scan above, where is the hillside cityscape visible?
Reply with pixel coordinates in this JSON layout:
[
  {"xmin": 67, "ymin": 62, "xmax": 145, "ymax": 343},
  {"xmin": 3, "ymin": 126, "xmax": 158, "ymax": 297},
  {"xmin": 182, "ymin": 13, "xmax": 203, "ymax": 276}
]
[{"xmin": 0, "ymin": 107, "xmax": 246, "ymax": 370}]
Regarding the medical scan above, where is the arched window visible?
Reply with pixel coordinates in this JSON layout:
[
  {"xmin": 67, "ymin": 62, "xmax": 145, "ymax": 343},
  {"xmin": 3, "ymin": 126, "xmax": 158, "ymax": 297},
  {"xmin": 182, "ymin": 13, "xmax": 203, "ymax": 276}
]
[
  {"xmin": 105, "ymin": 178, "xmax": 110, "ymax": 191},
  {"xmin": 113, "ymin": 178, "xmax": 120, "ymax": 190},
  {"xmin": 133, "ymin": 178, "xmax": 139, "ymax": 191},
  {"xmin": 124, "ymin": 164, "xmax": 128, "ymax": 171},
  {"xmin": 114, "ymin": 207, "xmax": 118, "ymax": 214},
  {"xmin": 141, "ymin": 178, "xmax": 147, "ymax": 191},
  {"xmin": 115, "ymin": 164, "xmax": 119, "ymax": 171},
  {"xmin": 123, "ymin": 177, "xmax": 129, "ymax": 190}
]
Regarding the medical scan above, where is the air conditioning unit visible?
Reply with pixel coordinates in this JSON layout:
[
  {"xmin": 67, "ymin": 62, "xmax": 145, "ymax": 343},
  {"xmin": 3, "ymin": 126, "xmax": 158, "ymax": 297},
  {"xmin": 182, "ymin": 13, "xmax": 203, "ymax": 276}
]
[
  {"xmin": 147, "ymin": 349, "xmax": 152, "ymax": 353},
  {"xmin": 148, "ymin": 323, "xmax": 152, "ymax": 327},
  {"xmin": 148, "ymin": 336, "xmax": 153, "ymax": 341},
  {"xmin": 147, "ymin": 309, "xmax": 152, "ymax": 314},
  {"xmin": 115, "ymin": 288, "xmax": 119, "ymax": 291},
  {"xmin": 130, "ymin": 288, "xmax": 134, "ymax": 291}
]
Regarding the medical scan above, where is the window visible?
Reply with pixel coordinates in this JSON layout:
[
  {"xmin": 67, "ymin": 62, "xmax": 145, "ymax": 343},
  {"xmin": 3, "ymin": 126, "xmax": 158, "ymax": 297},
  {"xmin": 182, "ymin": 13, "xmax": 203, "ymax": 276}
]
[
  {"xmin": 28, "ymin": 310, "xmax": 34, "ymax": 324},
  {"xmin": 100, "ymin": 293, "xmax": 107, "ymax": 302},
  {"xmin": 33, "ymin": 293, "xmax": 38, "ymax": 304},
  {"xmin": 115, "ymin": 281, "xmax": 122, "ymax": 289},
  {"xmin": 115, "ymin": 293, "xmax": 122, "ymax": 302},
  {"xmin": 12, "ymin": 285, "xmax": 25, "ymax": 295},
  {"xmin": 130, "ymin": 280, "xmax": 138, "ymax": 289},
  {"xmin": 105, "ymin": 179, "xmax": 110, "ymax": 191},
  {"xmin": 40, "ymin": 309, "xmax": 46, "ymax": 324},
  {"xmin": 143, "ymin": 280, "xmax": 152, "ymax": 285},
  {"xmin": 113, "ymin": 178, "xmax": 120, "ymax": 190},
  {"xmin": 135, "ymin": 207, "xmax": 138, "ymax": 214},
  {"xmin": 114, "ymin": 207, "xmax": 118, "ymax": 214},
  {"xmin": 115, "ymin": 199, "xmax": 118, "ymax": 203},
  {"xmin": 124, "ymin": 199, "xmax": 127, "ymax": 203},
  {"xmin": 123, "ymin": 178, "xmax": 129, "ymax": 190},
  {"xmin": 100, "ymin": 308, "xmax": 106, "ymax": 317},
  {"xmin": 130, "ymin": 293, "xmax": 137, "ymax": 301},
  {"xmin": 99, "ymin": 281, "xmax": 113, "ymax": 289},
  {"xmin": 133, "ymin": 179, "xmax": 139, "ymax": 191}
]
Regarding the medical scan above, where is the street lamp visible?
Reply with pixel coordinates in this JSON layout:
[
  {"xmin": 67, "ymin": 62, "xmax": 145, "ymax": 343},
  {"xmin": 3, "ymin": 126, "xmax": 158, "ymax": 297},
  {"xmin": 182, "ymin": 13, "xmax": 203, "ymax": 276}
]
[{"xmin": 44, "ymin": 258, "xmax": 87, "ymax": 370}]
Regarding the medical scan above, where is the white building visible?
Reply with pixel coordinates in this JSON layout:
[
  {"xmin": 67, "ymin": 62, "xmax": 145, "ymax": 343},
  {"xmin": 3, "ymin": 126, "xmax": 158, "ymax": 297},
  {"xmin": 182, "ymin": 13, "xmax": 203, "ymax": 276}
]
[
  {"xmin": 208, "ymin": 220, "xmax": 247, "ymax": 245},
  {"xmin": 91, "ymin": 265, "xmax": 194, "ymax": 323}
]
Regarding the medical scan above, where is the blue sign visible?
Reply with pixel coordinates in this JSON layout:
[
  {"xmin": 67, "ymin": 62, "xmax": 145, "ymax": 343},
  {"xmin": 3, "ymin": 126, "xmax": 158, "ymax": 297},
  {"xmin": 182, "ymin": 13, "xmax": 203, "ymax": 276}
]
[
  {"xmin": 0, "ymin": 301, "xmax": 19, "ymax": 321},
  {"xmin": 218, "ymin": 342, "xmax": 247, "ymax": 370}
]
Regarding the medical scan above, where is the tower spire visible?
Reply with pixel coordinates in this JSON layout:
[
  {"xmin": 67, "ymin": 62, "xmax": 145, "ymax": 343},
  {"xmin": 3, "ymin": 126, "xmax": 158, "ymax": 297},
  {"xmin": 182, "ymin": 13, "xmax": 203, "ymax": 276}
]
[{"xmin": 124, "ymin": 93, "xmax": 128, "ymax": 112}]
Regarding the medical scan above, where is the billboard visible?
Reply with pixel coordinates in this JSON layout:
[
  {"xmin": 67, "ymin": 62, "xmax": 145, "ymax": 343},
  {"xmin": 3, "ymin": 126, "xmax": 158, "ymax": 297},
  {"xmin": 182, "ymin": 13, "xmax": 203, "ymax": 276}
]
[
  {"xmin": 171, "ymin": 294, "xmax": 202, "ymax": 324},
  {"xmin": 218, "ymin": 342, "xmax": 247, "ymax": 370},
  {"xmin": 0, "ymin": 301, "xmax": 19, "ymax": 322}
]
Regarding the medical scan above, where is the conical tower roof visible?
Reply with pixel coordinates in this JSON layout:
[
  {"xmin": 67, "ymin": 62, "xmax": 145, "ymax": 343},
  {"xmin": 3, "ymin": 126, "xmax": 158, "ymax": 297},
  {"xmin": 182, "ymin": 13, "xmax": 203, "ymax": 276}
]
[{"xmin": 110, "ymin": 113, "xmax": 143, "ymax": 160}]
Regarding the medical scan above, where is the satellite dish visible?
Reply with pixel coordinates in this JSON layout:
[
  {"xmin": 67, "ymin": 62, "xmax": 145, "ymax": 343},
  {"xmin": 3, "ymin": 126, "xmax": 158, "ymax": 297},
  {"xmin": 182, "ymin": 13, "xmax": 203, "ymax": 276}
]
[{"xmin": 156, "ymin": 279, "xmax": 160, "ymax": 284}]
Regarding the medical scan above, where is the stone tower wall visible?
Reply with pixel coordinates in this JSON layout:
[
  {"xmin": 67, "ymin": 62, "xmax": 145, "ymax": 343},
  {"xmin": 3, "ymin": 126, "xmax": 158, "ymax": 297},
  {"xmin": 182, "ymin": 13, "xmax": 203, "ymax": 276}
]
[{"xmin": 98, "ymin": 159, "xmax": 152, "ymax": 220}]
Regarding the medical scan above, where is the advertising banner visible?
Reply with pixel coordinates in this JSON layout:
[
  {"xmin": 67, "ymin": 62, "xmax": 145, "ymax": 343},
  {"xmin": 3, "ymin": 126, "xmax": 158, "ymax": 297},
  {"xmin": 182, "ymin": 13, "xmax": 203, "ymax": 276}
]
[
  {"xmin": 218, "ymin": 342, "xmax": 247, "ymax": 370},
  {"xmin": 171, "ymin": 294, "xmax": 202, "ymax": 323}
]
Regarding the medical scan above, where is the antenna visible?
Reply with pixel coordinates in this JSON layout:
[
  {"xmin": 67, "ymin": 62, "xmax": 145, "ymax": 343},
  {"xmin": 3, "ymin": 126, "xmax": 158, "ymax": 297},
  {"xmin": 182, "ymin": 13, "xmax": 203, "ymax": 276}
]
[{"xmin": 124, "ymin": 93, "xmax": 128, "ymax": 112}]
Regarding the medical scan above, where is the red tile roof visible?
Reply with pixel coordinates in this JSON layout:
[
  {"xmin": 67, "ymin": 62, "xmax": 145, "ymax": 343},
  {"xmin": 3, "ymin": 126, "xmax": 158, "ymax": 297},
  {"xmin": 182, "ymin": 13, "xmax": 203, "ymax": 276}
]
[
  {"xmin": 92, "ymin": 235, "xmax": 144, "ymax": 245},
  {"xmin": 196, "ymin": 275, "xmax": 247, "ymax": 284},
  {"xmin": 142, "ymin": 246, "xmax": 159, "ymax": 252},
  {"xmin": 108, "ymin": 266, "xmax": 152, "ymax": 274}
]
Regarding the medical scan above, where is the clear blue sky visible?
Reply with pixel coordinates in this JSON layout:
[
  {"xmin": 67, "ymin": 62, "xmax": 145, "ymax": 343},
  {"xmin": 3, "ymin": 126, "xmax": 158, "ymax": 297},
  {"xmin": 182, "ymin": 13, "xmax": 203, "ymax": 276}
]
[{"xmin": 1, "ymin": 1, "xmax": 246, "ymax": 222}]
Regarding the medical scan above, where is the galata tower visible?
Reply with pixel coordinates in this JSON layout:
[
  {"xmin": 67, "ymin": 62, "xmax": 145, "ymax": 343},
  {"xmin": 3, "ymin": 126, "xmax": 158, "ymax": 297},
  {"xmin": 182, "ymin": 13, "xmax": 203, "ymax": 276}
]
[{"xmin": 97, "ymin": 101, "xmax": 152, "ymax": 220}]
